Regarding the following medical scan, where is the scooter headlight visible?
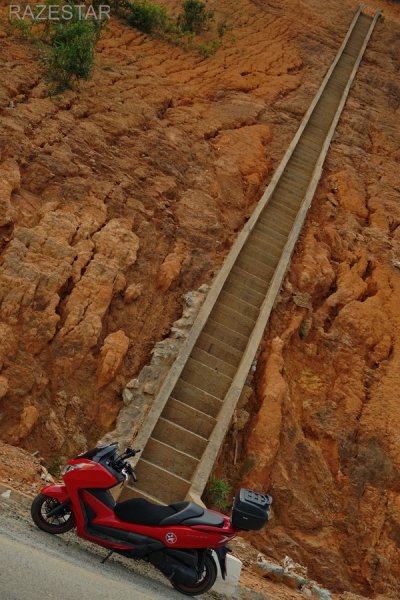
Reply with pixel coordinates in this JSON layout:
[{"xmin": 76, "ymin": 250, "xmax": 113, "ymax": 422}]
[{"xmin": 61, "ymin": 462, "xmax": 95, "ymax": 475}]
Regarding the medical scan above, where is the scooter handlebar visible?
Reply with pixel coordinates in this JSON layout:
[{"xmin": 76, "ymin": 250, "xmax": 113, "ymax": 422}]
[
  {"xmin": 122, "ymin": 461, "xmax": 138, "ymax": 482},
  {"xmin": 121, "ymin": 447, "xmax": 141, "ymax": 459}
]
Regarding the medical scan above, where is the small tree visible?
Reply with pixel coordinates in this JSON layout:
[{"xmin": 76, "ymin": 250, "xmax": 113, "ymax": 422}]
[
  {"xmin": 41, "ymin": 4, "xmax": 104, "ymax": 93},
  {"xmin": 126, "ymin": 1, "xmax": 169, "ymax": 33},
  {"xmin": 177, "ymin": 0, "xmax": 214, "ymax": 34}
]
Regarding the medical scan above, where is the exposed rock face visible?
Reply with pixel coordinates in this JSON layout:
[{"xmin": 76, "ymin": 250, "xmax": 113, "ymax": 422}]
[
  {"xmin": 156, "ymin": 242, "xmax": 187, "ymax": 292},
  {"xmin": 102, "ymin": 286, "xmax": 209, "ymax": 449},
  {"xmin": 96, "ymin": 331, "xmax": 130, "ymax": 389},
  {"xmin": 0, "ymin": 158, "xmax": 20, "ymax": 226}
]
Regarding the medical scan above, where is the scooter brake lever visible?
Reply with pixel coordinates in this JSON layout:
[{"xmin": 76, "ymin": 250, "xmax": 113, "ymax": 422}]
[{"xmin": 124, "ymin": 448, "xmax": 141, "ymax": 458}]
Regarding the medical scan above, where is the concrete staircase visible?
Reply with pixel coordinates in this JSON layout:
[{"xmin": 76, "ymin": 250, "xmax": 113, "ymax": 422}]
[{"xmin": 118, "ymin": 7, "xmax": 379, "ymax": 506}]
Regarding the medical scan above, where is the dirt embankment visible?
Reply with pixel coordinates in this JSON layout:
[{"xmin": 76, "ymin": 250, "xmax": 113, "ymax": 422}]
[
  {"xmin": 1, "ymin": 0, "xmax": 400, "ymax": 597},
  {"xmin": 0, "ymin": 0, "xmax": 353, "ymax": 458}
]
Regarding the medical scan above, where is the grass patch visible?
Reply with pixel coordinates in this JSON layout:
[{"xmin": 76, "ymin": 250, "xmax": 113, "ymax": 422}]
[{"xmin": 202, "ymin": 475, "xmax": 233, "ymax": 513}]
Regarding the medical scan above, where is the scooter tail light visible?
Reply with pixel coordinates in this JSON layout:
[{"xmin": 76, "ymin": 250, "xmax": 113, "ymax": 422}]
[{"xmin": 61, "ymin": 462, "xmax": 95, "ymax": 475}]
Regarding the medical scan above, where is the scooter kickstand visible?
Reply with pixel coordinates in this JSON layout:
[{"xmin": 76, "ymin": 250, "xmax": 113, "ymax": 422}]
[{"xmin": 101, "ymin": 549, "xmax": 115, "ymax": 564}]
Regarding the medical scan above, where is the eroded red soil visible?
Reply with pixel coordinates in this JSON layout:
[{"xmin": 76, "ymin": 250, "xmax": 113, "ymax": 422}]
[{"xmin": 1, "ymin": 0, "xmax": 400, "ymax": 597}]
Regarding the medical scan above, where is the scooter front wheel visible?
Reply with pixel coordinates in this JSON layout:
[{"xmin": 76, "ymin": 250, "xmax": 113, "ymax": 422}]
[
  {"xmin": 31, "ymin": 493, "xmax": 75, "ymax": 534},
  {"xmin": 172, "ymin": 553, "xmax": 217, "ymax": 596}
]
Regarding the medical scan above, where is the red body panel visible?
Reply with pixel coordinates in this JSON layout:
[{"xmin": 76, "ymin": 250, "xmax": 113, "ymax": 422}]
[
  {"xmin": 40, "ymin": 455, "xmax": 240, "ymax": 552},
  {"xmin": 40, "ymin": 484, "xmax": 69, "ymax": 502},
  {"xmin": 81, "ymin": 490, "xmax": 237, "ymax": 549}
]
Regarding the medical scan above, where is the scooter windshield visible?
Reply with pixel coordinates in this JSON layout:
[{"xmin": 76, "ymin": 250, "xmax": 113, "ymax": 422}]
[{"xmin": 74, "ymin": 443, "xmax": 118, "ymax": 464}]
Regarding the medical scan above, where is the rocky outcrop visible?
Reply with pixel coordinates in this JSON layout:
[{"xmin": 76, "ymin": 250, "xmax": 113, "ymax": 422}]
[
  {"xmin": 101, "ymin": 286, "xmax": 209, "ymax": 449},
  {"xmin": 0, "ymin": 159, "xmax": 20, "ymax": 227},
  {"xmin": 96, "ymin": 331, "xmax": 130, "ymax": 389}
]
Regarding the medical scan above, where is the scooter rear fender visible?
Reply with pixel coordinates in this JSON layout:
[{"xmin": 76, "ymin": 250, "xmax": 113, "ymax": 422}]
[{"xmin": 40, "ymin": 484, "xmax": 69, "ymax": 503}]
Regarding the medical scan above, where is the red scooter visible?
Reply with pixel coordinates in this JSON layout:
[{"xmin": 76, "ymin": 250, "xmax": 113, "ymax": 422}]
[{"xmin": 31, "ymin": 443, "xmax": 272, "ymax": 596}]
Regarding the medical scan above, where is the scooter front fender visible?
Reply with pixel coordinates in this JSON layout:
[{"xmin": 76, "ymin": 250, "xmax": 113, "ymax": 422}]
[{"xmin": 40, "ymin": 484, "xmax": 69, "ymax": 503}]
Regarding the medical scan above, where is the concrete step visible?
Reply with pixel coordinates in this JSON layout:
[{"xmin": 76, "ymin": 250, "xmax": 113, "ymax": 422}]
[
  {"xmin": 311, "ymin": 108, "xmax": 337, "ymax": 122},
  {"xmin": 304, "ymin": 119, "xmax": 328, "ymax": 132},
  {"xmin": 287, "ymin": 158, "xmax": 315, "ymax": 175},
  {"xmin": 191, "ymin": 344, "xmax": 237, "ymax": 378},
  {"xmin": 262, "ymin": 206, "xmax": 296, "ymax": 226},
  {"xmin": 287, "ymin": 164, "xmax": 314, "ymax": 181},
  {"xmin": 249, "ymin": 221, "xmax": 290, "ymax": 246},
  {"xmin": 134, "ymin": 459, "xmax": 190, "ymax": 505},
  {"xmin": 273, "ymin": 185, "xmax": 305, "ymax": 205},
  {"xmin": 236, "ymin": 254, "xmax": 278, "ymax": 283},
  {"xmin": 196, "ymin": 331, "xmax": 243, "ymax": 367},
  {"xmin": 141, "ymin": 437, "xmax": 199, "ymax": 481},
  {"xmin": 297, "ymin": 135, "xmax": 323, "ymax": 149},
  {"xmin": 173, "ymin": 379, "xmax": 223, "ymax": 418},
  {"xmin": 218, "ymin": 289, "xmax": 260, "ymax": 322},
  {"xmin": 152, "ymin": 417, "xmax": 208, "ymax": 459},
  {"xmin": 249, "ymin": 228, "xmax": 287, "ymax": 252},
  {"xmin": 296, "ymin": 141, "xmax": 323, "ymax": 156},
  {"xmin": 203, "ymin": 315, "xmax": 250, "ymax": 351},
  {"xmin": 230, "ymin": 265, "xmax": 271, "ymax": 295},
  {"xmin": 210, "ymin": 302, "xmax": 257, "ymax": 338},
  {"xmin": 222, "ymin": 276, "xmax": 266, "ymax": 309},
  {"xmin": 305, "ymin": 123, "xmax": 330, "ymax": 137},
  {"xmin": 244, "ymin": 239, "xmax": 282, "ymax": 263},
  {"xmin": 278, "ymin": 173, "xmax": 309, "ymax": 191},
  {"xmin": 272, "ymin": 190, "xmax": 305, "ymax": 209},
  {"xmin": 118, "ymin": 484, "xmax": 163, "ymax": 505},
  {"xmin": 290, "ymin": 147, "xmax": 319, "ymax": 164},
  {"xmin": 291, "ymin": 144, "xmax": 320, "ymax": 160},
  {"xmin": 255, "ymin": 216, "xmax": 291, "ymax": 236},
  {"xmin": 279, "ymin": 169, "xmax": 311, "ymax": 185},
  {"xmin": 180, "ymin": 357, "xmax": 233, "ymax": 398},
  {"xmin": 161, "ymin": 396, "xmax": 217, "ymax": 439},
  {"xmin": 249, "ymin": 226, "xmax": 287, "ymax": 248}
]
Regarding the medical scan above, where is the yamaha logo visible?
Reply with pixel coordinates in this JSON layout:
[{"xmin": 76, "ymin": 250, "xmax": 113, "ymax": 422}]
[{"xmin": 165, "ymin": 532, "xmax": 177, "ymax": 544}]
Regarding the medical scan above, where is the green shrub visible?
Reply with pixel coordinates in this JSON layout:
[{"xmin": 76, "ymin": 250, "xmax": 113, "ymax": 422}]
[
  {"xmin": 217, "ymin": 20, "xmax": 232, "ymax": 38},
  {"xmin": 47, "ymin": 456, "xmax": 65, "ymax": 478},
  {"xmin": 41, "ymin": 12, "xmax": 104, "ymax": 93},
  {"xmin": 177, "ymin": 0, "xmax": 214, "ymax": 34},
  {"xmin": 126, "ymin": 0, "xmax": 168, "ymax": 33},
  {"xmin": 202, "ymin": 475, "xmax": 233, "ymax": 513},
  {"xmin": 198, "ymin": 38, "xmax": 219, "ymax": 57}
]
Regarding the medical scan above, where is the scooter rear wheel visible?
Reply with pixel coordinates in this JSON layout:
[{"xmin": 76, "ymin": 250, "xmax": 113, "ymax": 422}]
[
  {"xmin": 172, "ymin": 553, "xmax": 217, "ymax": 596},
  {"xmin": 31, "ymin": 493, "xmax": 75, "ymax": 534}
]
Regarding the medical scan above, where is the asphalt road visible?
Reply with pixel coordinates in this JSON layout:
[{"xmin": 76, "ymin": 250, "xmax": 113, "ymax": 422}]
[{"xmin": 0, "ymin": 502, "xmax": 214, "ymax": 600}]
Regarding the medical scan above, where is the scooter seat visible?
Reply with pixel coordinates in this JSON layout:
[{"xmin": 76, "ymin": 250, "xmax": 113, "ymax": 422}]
[
  {"xmin": 160, "ymin": 501, "xmax": 203, "ymax": 526},
  {"xmin": 115, "ymin": 498, "xmax": 176, "ymax": 526},
  {"xmin": 180, "ymin": 510, "xmax": 225, "ymax": 528},
  {"xmin": 114, "ymin": 498, "xmax": 224, "ymax": 528}
]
